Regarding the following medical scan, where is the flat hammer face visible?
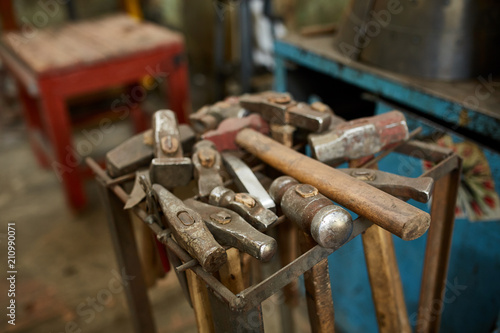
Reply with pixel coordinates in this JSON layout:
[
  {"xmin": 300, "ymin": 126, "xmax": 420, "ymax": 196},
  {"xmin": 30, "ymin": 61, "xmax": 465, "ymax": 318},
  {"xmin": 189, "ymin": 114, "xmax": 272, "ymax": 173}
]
[
  {"xmin": 184, "ymin": 199, "xmax": 277, "ymax": 262},
  {"xmin": 269, "ymin": 176, "xmax": 353, "ymax": 249},
  {"xmin": 152, "ymin": 184, "xmax": 227, "ymax": 273},
  {"xmin": 150, "ymin": 110, "xmax": 193, "ymax": 188}
]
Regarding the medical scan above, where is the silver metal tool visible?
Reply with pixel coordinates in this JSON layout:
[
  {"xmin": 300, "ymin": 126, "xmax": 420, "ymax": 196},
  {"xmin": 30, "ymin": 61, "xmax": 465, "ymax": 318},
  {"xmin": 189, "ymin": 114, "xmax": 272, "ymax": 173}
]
[
  {"xmin": 239, "ymin": 91, "xmax": 332, "ymax": 133},
  {"xmin": 150, "ymin": 110, "xmax": 193, "ymax": 189},
  {"xmin": 221, "ymin": 153, "xmax": 275, "ymax": 211},
  {"xmin": 153, "ymin": 184, "xmax": 227, "ymax": 273},
  {"xmin": 339, "ymin": 168, "xmax": 434, "ymax": 203},
  {"xmin": 184, "ymin": 199, "xmax": 277, "ymax": 262},
  {"xmin": 269, "ymin": 176, "xmax": 353, "ymax": 249},
  {"xmin": 209, "ymin": 186, "xmax": 278, "ymax": 231},
  {"xmin": 192, "ymin": 140, "xmax": 224, "ymax": 197}
]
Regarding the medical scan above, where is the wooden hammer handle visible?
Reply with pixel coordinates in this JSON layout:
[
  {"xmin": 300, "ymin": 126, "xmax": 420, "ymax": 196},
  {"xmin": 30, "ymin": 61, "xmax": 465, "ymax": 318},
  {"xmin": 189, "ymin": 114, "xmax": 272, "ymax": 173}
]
[{"xmin": 236, "ymin": 129, "xmax": 430, "ymax": 240}]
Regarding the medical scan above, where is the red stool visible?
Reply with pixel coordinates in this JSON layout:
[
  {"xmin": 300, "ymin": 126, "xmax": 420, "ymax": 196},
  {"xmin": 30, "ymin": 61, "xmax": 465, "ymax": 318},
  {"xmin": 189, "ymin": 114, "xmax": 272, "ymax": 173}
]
[{"xmin": 0, "ymin": 14, "xmax": 189, "ymax": 210}]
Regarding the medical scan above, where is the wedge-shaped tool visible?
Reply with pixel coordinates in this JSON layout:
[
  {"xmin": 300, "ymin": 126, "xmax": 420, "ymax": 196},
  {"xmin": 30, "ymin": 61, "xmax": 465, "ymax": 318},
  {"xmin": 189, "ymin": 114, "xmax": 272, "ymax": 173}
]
[
  {"xmin": 192, "ymin": 140, "xmax": 224, "ymax": 197},
  {"xmin": 269, "ymin": 176, "xmax": 353, "ymax": 249},
  {"xmin": 339, "ymin": 168, "xmax": 434, "ymax": 203},
  {"xmin": 184, "ymin": 199, "xmax": 277, "ymax": 262},
  {"xmin": 239, "ymin": 91, "xmax": 332, "ymax": 133},
  {"xmin": 189, "ymin": 96, "xmax": 244, "ymax": 134},
  {"xmin": 106, "ymin": 129, "xmax": 154, "ymax": 177},
  {"xmin": 209, "ymin": 186, "xmax": 278, "ymax": 231},
  {"xmin": 150, "ymin": 110, "xmax": 193, "ymax": 188},
  {"xmin": 153, "ymin": 184, "xmax": 227, "ymax": 273},
  {"xmin": 308, "ymin": 111, "xmax": 409, "ymax": 164},
  {"xmin": 222, "ymin": 153, "xmax": 275, "ymax": 211}
]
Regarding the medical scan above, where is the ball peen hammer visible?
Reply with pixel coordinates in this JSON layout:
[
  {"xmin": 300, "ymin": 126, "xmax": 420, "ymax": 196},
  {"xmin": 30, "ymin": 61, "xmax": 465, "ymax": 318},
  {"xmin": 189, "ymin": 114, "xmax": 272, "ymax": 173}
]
[{"xmin": 235, "ymin": 128, "xmax": 431, "ymax": 241}]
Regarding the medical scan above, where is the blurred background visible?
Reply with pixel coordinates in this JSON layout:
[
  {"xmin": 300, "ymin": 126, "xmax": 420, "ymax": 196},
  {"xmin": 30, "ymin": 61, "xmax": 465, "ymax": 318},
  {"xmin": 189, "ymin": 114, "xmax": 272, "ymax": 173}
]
[{"xmin": 0, "ymin": 0, "xmax": 499, "ymax": 332}]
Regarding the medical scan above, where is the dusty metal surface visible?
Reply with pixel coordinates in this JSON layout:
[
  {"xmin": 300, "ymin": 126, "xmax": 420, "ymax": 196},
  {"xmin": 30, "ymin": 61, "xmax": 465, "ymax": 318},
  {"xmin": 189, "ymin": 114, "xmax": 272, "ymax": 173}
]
[
  {"xmin": 309, "ymin": 111, "xmax": 409, "ymax": 164},
  {"xmin": 222, "ymin": 153, "xmax": 276, "ymax": 211},
  {"xmin": 190, "ymin": 96, "xmax": 244, "ymax": 134},
  {"xmin": 236, "ymin": 128, "xmax": 430, "ymax": 241},
  {"xmin": 209, "ymin": 186, "xmax": 278, "ymax": 232},
  {"xmin": 239, "ymin": 91, "xmax": 332, "ymax": 133},
  {"xmin": 185, "ymin": 199, "xmax": 277, "ymax": 262},
  {"xmin": 270, "ymin": 176, "xmax": 353, "ymax": 249},
  {"xmin": 192, "ymin": 140, "xmax": 224, "ymax": 197},
  {"xmin": 150, "ymin": 110, "xmax": 193, "ymax": 188},
  {"xmin": 106, "ymin": 129, "xmax": 154, "ymax": 177},
  {"xmin": 339, "ymin": 168, "xmax": 434, "ymax": 203},
  {"xmin": 153, "ymin": 184, "xmax": 227, "ymax": 273}
]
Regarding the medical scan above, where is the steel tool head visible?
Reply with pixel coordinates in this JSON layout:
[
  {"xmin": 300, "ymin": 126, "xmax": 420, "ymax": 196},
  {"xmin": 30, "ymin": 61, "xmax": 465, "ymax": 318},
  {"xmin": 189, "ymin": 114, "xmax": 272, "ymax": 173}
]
[
  {"xmin": 209, "ymin": 186, "xmax": 278, "ymax": 231},
  {"xmin": 308, "ymin": 111, "xmax": 409, "ymax": 164},
  {"xmin": 153, "ymin": 184, "xmax": 227, "ymax": 272},
  {"xmin": 150, "ymin": 110, "xmax": 193, "ymax": 188},
  {"xmin": 190, "ymin": 96, "xmax": 244, "ymax": 134},
  {"xmin": 192, "ymin": 140, "xmax": 224, "ymax": 197},
  {"xmin": 340, "ymin": 168, "xmax": 434, "ymax": 203},
  {"xmin": 239, "ymin": 91, "xmax": 331, "ymax": 132},
  {"xmin": 222, "ymin": 153, "xmax": 276, "ymax": 211},
  {"xmin": 269, "ymin": 176, "xmax": 354, "ymax": 249},
  {"xmin": 184, "ymin": 199, "xmax": 277, "ymax": 262}
]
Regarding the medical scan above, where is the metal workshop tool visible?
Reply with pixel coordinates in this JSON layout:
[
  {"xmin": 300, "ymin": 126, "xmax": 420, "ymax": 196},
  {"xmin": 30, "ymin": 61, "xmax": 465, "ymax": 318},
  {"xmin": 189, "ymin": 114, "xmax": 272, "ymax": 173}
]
[
  {"xmin": 190, "ymin": 96, "xmax": 244, "ymax": 134},
  {"xmin": 106, "ymin": 124, "xmax": 196, "ymax": 178},
  {"xmin": 208, "ymin": 186, "xmax": 278, "ymax": 232},
  {"xmin": 269, "ymin": 176, "xmax": 353, "ymax": 249},
  {"xmin": 106, "ymin": 129, "xmax": 154, "ymax": 177},
  {"xmin": 308, "ymin": 111, "xmax": 410, "ymax": 164},
  {"xmin": 239, "ymin": 91, "xmax": 332, "ymax": 133},
  {"xmin": 192, "ymin": 140, "xmax": 224, "ymax": 197},
  {"xmin": 221, "ymin": 153, "xmax": 275, "ymax": 211},
  {"xmin": 236, "ymin": 128, "xmax": 430, "ymax": 240},
  {"xmin": 339, "ymin": 168, "xmax": 434, "ymax": 203},
  {"xmin": 152, "ymin": 184, "xmax": 227, "ymax": 273},
  {"xmin": 184, "ymin": 199, "xmax": 277, "ymax": 262},
  {"xmin": 202, "ymin": 114, "xmax": 270, "ymax": 151},
  {"xmin": 150, "ymin": 110, "xmax": 193, "ymax": 189}
]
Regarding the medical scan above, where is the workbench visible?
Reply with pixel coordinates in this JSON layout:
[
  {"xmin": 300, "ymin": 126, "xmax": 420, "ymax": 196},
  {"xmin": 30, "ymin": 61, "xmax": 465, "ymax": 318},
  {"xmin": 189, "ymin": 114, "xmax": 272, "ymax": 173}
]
[{"xmin": 274, "ymin": 33, "xmax": 500, "ymax": 333}]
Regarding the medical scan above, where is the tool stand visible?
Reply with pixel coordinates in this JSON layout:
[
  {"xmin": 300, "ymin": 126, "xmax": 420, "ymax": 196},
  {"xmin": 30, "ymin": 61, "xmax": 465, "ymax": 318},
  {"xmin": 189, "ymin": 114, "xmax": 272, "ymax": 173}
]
[{"xmin": 88, "ymin": 138, "xmax": 461, "ymax": 333}]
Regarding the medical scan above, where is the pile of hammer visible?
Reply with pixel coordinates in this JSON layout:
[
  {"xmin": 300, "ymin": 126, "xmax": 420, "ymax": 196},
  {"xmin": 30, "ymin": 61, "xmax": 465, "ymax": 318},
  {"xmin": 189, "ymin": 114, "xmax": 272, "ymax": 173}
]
[{"xmin": 92, "ymin": 91, "xmax": 440, "ymax": 332}]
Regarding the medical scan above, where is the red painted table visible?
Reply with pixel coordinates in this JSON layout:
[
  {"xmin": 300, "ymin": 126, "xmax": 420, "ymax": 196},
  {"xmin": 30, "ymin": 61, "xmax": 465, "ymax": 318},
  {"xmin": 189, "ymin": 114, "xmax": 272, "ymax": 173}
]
[{"xmin": 0, "ymin": 14, "xmax": 189, "ymax": 210}]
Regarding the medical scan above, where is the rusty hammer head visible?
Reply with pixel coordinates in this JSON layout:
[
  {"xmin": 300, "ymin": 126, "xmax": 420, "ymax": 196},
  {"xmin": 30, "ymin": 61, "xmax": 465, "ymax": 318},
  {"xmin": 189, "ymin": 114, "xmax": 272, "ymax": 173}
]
[
  {"xmin": 150, "ymin": 110, "xmax": 193, "ymax": 188},
  {"xmin": 269, "ymin": 176, "xmax": 353, "ymax": 249}
]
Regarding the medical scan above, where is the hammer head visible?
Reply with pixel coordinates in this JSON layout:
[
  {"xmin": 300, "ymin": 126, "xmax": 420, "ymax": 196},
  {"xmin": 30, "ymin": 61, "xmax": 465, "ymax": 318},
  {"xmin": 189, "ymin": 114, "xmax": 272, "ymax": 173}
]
[{"xmin": 150, "ymin": 110, "xmax": 193, "ymax": 188}]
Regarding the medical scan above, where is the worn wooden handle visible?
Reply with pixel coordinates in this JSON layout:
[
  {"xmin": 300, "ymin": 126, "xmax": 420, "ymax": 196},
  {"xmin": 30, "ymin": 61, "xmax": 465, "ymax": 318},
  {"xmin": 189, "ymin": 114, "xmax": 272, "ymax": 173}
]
[{"xmin": 236, "ymin": 129, "xmax": 430, "ymax": 240}]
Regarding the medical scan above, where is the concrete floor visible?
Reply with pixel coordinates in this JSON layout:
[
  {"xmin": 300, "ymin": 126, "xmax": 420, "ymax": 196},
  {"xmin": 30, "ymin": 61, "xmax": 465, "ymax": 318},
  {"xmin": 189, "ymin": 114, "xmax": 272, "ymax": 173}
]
[{"xmin": 0, "ymin": 84, "xmax": 312, "ymax": 332}]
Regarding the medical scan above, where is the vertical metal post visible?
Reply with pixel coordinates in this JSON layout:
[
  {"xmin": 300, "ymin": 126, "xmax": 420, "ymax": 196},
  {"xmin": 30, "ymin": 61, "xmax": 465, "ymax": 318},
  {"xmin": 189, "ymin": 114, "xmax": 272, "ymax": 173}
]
[
  {"xmin": 239, "ymin": 0, "xmax": 252, "ymax": 93},
  {"xmin": 98, "ymin": 179, "xmax": 156, "ymax": 333},
  {"xmin": 417, "ymin": 165, "xmax": 461, "ymax": 333}
]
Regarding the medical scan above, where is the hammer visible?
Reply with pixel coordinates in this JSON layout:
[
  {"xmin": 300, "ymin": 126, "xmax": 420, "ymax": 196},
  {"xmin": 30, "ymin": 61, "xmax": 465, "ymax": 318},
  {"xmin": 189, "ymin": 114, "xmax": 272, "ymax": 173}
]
[
  {"xmin": 236, "ymin": 128, "xmax": 431, "ymax": 241},
  {"xmin": 150, "ymin": 110, "xmax": 193, "ymax": 189}
]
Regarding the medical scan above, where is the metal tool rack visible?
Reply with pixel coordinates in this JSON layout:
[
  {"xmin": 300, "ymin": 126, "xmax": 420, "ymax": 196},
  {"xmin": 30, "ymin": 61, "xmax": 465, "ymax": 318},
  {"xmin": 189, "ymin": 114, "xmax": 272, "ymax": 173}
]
[{"xmin": 88, "ymin": 138, "xmax": 461, "ymax": 333}]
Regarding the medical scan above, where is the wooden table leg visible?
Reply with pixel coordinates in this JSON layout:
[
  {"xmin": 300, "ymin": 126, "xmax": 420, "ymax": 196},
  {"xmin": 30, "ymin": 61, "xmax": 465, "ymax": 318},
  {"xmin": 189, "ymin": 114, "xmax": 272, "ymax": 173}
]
[
  {"xmin": 417, "ymin": 165, "xmax": 461, "ymax": 333},
  {"xmin": 98, "ymin": 179, "xmax": 156, "ymax": 333}
]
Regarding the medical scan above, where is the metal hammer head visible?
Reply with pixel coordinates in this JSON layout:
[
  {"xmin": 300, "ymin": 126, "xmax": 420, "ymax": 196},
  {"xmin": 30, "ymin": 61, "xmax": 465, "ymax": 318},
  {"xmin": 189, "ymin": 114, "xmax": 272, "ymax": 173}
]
[
  {"xmin": 150, "ymin": 110, "xmax": 193, "ymax": 188},
  {"xmin": 269, "ymin": 176, "xmax": 353, "ymax": 249}
]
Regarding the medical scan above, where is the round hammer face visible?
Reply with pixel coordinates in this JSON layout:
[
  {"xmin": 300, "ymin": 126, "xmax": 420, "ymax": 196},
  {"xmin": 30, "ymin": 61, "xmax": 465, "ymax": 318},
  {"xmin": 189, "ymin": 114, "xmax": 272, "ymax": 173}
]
[{"xmin": 311, "ymin": 205, "xmax": 353, "ymax": 249}]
